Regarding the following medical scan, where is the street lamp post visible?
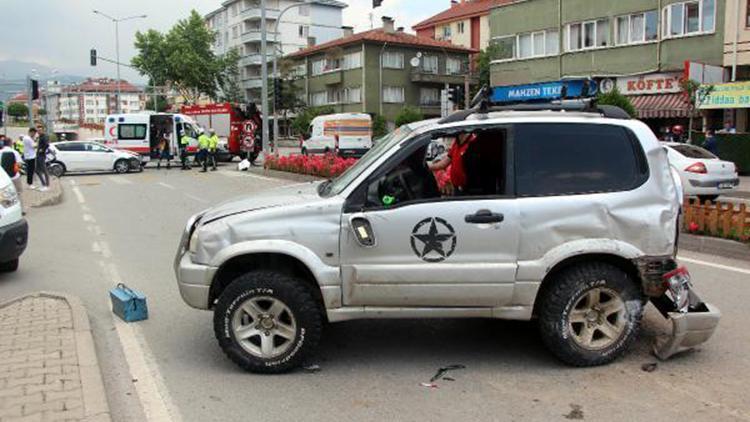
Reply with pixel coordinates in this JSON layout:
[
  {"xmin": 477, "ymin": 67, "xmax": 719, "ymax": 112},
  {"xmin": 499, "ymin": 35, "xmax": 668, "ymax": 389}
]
[{"xmin": 93, "ymin": 10, "xmax": 147, "ymax": 114}]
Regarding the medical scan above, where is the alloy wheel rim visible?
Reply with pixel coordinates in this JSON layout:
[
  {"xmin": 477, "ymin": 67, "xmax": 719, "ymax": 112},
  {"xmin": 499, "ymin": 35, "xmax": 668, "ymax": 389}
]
[
  {"xmin": 231, "ymin": 296, "xmax": 297, "ymax": 359},
  {"xmin": 568, "ymin": 287, "xmax": 627, "ymax": 351},
  {"xmin": 116, "ymin": 162, "xmax": 128, "ymax": 172}
]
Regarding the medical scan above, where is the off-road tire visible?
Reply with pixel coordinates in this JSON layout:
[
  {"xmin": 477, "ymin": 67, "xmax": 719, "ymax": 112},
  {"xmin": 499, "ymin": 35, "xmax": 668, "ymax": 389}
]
[
  {"xmin": 0, "ymin": 259, "xmax": 19, "ymax": 272},
  {"xmin": 538, "ymin": 262, "xmax": 643, "ymax": 367},
  {"xmin": 213, "ymin": 271, "xmax": 323, "ymax": 374}
]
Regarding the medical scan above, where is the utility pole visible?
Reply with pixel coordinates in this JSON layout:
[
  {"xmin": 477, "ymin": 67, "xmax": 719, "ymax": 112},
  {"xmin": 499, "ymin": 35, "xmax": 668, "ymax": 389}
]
[
  {"xmin": 260, "ymin": 0, "xmax": 270, "ymax": 155},
  {"xmin": 93, "ymin": 10, "xmax": 147, "ymax": 114},
  {"xmin": 26, "ymin": 76, "xmax": 33, "ymax": 125}
]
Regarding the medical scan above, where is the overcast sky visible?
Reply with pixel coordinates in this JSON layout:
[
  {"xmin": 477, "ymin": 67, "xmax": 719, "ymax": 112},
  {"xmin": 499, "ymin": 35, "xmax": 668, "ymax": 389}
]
[{"xmin": 0, "ymin": 0, "xmax": 443, "ymax": 83}]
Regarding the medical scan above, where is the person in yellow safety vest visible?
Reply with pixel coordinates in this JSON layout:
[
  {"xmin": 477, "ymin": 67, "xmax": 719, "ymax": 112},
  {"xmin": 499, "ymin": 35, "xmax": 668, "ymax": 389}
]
[
  {"xmin": 208, "ymin": 128, "xmax": 219, "ymax": 172},
  {"xmin": 197, "ymin": 130, "xmax": 211, "ymax": 173},
  {"xmin": 179, "ymin": 131, "xmax": 191, "ymax": 170},
  {"xmin": 14, "ymin": 137, "xmax": 23, "ymax": 155}
]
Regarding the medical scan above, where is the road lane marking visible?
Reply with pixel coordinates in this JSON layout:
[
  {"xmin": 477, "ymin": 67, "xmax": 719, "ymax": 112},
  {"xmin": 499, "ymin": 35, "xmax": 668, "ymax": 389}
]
[
  {"xmin": 679, "ymin": 256, "xmax": 750, "ymax": 275},
  {"xmin": 245, "ymin": 172, "xmax": 282, "ymax": 182},
  {"xmin": 72, "ymin": 186, "xmax": 85, "ymax": 204},
  {"xmin": 92, "ymin": 240, "xmax": 112, "ymax": 258},
  {"xmin": 69, "ymin": 179, "xmax": 77, "ymax": 186},
  {"xmin": 157, "ymin": 182, "xmax": 175, "ymax": 190},
  {"xmin": 108, "ymin": 176, "xmax": 133, "ymax": 185},
  {"xmin": 82, "ymin": 213, "xmax": 96, "ymax": 223},
  {"xmin": 185, "ymin": 193, "xmax": 208, "ymax": 203},
  {"xmin": 218, "ymin": 170, "xmax": 243, "ymax": 178}
]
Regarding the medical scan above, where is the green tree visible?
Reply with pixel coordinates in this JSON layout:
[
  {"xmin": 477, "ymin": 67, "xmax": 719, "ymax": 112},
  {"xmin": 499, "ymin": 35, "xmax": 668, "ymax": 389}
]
[
  {"xmin": 596, "ymin": 87, "xmax": 637, "ymax": 118},
  {"xmin": 395, "ymin": 106, "xmax": 424, "ymax": 127},
  {"xmin": 131, "ymin": 10, "xmax": 236, "ymax": 104},
  {"xmin": 217, "ymin": 48, "xmax": 243, "ymax": 103},
  {"xmin": 372, "ymin": 115, "xmax": 387, "ymax": 139},
  {"xmin": 291, "ymin": 106, "xmax": 335, "ymax": 136},
  {"xmin": 7, "ymin": 103, "xmax": 28, "ymax": 119}
]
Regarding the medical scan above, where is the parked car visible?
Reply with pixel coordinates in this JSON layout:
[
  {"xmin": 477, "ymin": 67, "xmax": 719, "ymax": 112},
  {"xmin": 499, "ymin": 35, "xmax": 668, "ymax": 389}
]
[
  {"xmin": 175, "ymin": 104, "xmax": 720, "ymax": 373},
  {"xmin": 48, "ymin": 141, "xmax": 143, "ymax": 177},
  {"xmin": 301, "ymin": 113, "xmax": 372, "ymax": 157},
  {"xmin": 0, "ymin": 169, "xmax": 27, "ymax": 272},
  {"xmin": 664, "ymin": 142, "xmax": 740, "ymax": 202}
]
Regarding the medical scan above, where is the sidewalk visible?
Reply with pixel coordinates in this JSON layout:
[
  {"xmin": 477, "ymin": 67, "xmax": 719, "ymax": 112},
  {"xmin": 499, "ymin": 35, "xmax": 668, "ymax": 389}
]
[
  {"xmin": 0, "ymin": 293, "xmax": 110, "ymax": 422},
  {"xmin": 19, "ymin": 178, "xmax": 63, "ymax": 210}
]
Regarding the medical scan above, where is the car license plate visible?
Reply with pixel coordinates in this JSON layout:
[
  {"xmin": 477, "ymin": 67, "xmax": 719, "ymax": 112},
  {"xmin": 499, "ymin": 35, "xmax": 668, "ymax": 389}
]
[{"xmin": 718, "ymin": 182, "xmax": 734, "ymax": 189}]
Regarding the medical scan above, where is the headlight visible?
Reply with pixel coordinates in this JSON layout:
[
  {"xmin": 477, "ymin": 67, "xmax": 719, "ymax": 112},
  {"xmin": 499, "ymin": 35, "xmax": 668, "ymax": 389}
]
[
  {"xmin": 188, "ymin": 229, "xmax": 200, "ymax": 254},
  {"xmin": 0, "ymin": 185, "xmax": 19, "ymax": 208}
]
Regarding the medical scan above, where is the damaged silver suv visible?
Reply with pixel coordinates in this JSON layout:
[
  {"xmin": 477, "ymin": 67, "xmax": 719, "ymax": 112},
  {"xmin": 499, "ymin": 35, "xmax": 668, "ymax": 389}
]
[{"xmin": 175, "ymin": 103, "xmax": 720, "ymax": 373}]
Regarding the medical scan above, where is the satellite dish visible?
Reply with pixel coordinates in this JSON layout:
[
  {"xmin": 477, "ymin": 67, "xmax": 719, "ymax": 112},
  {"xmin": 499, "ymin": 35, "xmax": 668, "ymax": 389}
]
[
  {"xmin": 410, "ymin": 57, "xmax": 421, "ymax": 68},
  {"xmin": 416, "ymin": 52, "xmax": 423, "ymax": 58}
]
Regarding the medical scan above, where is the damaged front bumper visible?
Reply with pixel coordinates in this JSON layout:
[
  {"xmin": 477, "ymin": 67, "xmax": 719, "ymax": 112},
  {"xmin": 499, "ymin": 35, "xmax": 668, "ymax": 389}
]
[{"xmin": 650, "ymin": 289, "xmax": 721, "ymax": 360}]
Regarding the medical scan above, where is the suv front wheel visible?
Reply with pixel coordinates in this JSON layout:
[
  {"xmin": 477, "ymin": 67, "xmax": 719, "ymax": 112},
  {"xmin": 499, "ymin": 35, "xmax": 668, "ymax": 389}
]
[
  {"xmin": 213, "ymin": 270, "xmax": 323, "ymax": 373},
  {"xmin": 538, "ymin": 262, "xmax": 643, "ymax": 367}
]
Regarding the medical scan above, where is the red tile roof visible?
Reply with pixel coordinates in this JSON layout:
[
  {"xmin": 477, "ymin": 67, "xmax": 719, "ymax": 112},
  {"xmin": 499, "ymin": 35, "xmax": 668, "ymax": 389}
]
[
  {"xmin": 412, "ymin": 0, "xmax": 515, "ymax": 30},
  {"xmin": 62, "ymin": 78, "xmax": 142, "ymax": 94},
  {"xmin": 286, "ymin": 28, "xmax": 477, "ymax": 59}
]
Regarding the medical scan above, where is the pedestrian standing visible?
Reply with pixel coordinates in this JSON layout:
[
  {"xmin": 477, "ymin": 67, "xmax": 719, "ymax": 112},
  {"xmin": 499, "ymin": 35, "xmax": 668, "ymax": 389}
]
[
  {"xmin": 703, "ymin": 129, "xmax": 719, "ymax": 156},
  {"xmin": 14, "ymin": 136, "xmax": 24, "ymax": 155},
  {"xmin": 0, "ymin": 137, "xmax": 23, "ymax": 210},
  {"xmin": 157, "ymin": 131, "xmax": 172, "ymax": 170},
  {"xmin": 22, "ymin": 128, "xmax": 37, "ymax": 189},
  {"xmin": 179, "ymin": 131, "xmax": 191, "ymax": 170},
  {"xmin": 35, "ymin": 126, "xmax": 50, "ymax": 192},
  {"xmin": 208, "ymin": 129, "xmax": 219, "ymax": 171},
  {"xmin": 197, "ymin": 130, "xmax": 210, "ymax": 173}
]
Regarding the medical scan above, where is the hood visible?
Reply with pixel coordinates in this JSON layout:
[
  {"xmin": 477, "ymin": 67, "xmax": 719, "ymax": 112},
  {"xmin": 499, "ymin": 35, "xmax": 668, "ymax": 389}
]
[{"xmin": 200, "ymin": 181, "xmax": 323, "ymax": 224}]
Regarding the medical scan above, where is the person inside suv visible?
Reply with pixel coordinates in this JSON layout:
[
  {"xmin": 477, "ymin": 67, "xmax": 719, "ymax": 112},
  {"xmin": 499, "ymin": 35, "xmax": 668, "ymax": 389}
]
[{"xmin": 428, "ymin": 132, "xmax": 477, "ymax": 195}]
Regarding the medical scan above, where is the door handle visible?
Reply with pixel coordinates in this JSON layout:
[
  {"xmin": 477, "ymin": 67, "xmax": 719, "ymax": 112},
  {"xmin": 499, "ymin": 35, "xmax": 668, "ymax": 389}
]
[{"xmin": 465, "ymin": 209, "xmax": 504, "ymax": 224}]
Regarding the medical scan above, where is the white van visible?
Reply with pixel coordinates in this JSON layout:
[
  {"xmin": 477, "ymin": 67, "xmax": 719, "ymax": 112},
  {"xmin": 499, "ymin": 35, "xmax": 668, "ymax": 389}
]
[
  {"xmin": 0, "ymin": 168, "xmax": 26, "ymax": 272},
  {"xmin": 300, "ymin": 113, "xmax": 372, "ymax": 157},
  {"xmin": 104, "ymin": 113, "xmax": 202, "ymax": 161}
]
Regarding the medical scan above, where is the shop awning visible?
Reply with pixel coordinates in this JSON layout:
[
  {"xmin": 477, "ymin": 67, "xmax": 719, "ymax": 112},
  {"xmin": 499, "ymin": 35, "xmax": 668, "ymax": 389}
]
[{"xmin": 629, "ymin": 94, "xmax": 696, "ymax": 119}]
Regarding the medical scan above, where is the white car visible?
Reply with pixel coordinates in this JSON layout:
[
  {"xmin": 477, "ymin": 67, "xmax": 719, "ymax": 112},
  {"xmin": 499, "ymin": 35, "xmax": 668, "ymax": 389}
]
[
  {"xmin": 48, "ymin": 141, "xmax": 143, "ymax": 177},
  {"xmin": 664, "ymin": 142, "xmax": 739, "ymax": 202}
]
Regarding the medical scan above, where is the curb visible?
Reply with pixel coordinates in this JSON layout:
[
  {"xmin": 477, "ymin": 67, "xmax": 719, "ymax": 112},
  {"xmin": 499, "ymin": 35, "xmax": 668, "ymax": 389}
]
[
  {"xmin": 24, "ymin": 177, "xmax": 64, "ymax": 208},
  {"xmin": 679, "ymin": 232, "xmax": 750, "ymax": 261},
  {"xmin": 252, "ymin": 167, "xmax": 324, "ymax": 183},
  {"xmin": 0, "ymin": 292, "xmax": 112, "ymax": 422}
]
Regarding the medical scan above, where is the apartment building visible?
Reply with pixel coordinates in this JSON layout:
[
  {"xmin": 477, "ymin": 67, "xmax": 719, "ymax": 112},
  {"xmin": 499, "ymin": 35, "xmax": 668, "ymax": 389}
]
[
  {"xmin": 206, "ymin": 0, "xmax": 346, "ymax": 103},
  {"xmin": 285, "ymin": 17, "xmax": 476, "ymax": 128},
  {"xmin": 49, "ymin": 78, "xmax": 144, "ymax": 125},
  {"xmin": 488, "ymin": 0, "xmax": 724, "ymax": 134}
]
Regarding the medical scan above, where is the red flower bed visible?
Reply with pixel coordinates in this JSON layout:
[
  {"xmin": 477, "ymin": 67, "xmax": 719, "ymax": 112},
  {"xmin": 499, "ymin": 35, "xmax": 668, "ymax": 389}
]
[{"xmin": 264, "ymin": 153, "xmax": 358, "ymax": 178}]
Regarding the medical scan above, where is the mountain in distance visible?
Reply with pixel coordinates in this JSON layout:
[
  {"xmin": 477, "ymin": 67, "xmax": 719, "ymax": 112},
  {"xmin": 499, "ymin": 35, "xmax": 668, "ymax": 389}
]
[{"xmin": 0, "ymin": 60, "xmax": 88, "ymax": 102}]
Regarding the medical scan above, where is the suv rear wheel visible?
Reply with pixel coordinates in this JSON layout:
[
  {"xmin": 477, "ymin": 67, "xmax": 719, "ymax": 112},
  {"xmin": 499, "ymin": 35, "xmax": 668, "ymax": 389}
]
[
  {"xmin": 213, "ymin": 270, "xmax": 323, "ymax": 373},
  {"xmin": 538, "ymin": 262, "xmax": 643, "ymax": 366}
]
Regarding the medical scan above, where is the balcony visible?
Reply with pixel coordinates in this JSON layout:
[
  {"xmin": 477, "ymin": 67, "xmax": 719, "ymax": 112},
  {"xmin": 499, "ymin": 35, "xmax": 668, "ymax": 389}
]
[
  {"xmin": 241, "ymin": 30, "xmax": 281, "ymax": 44},
  {"xmin": 419, "ymin": 101, "xmax": 442, "ymax": 116},
  {"xmin": 241, "ymin": 78, "xmax": 263, "ymax": 89},
  {"xmin": 313, "ymin": 70, "xmax": 342, "ymax": 85},
  {"xmin": 239, "ymin": 53, "xmax": 275, "ymax": 67},
  {"xmin": 411, "ymin": 69, "xmax": 476, "ymax": 86},
  {"xmin": 241, "ymin": 7, "xmax": 280, "ymax": 21}
]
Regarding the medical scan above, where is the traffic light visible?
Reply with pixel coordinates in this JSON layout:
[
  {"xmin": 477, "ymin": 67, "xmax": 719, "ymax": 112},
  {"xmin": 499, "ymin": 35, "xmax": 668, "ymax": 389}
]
[
  {"xmin": 0, "ymin": 102, "xmax": 4, "ymax": 128},
  {"xmin": 455, "ymin": 85, "xmax": 465, "ymax": 107},
  {"xmin": 373, "ymin": 0, "xmax": 383, "ymax": 8},
  {"xmin": 90, "ymin": 49, "xmax": 97, "ymax": 66},
  {"xmin": 273, "ymin": 78, "xmax": 283, "ymax": 109},
  {"xmin": 448, "ymin": 87, "xmax": 456, "ymax": 104},
  {"xmin": 31, "ymin": 79, "xmax": 39, "ymax": 100}
]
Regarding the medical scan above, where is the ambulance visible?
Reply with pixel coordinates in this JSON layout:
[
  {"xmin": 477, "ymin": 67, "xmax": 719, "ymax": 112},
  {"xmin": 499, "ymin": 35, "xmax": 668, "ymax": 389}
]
[
  {"xmin": 300, "ymin": 113, "xmax": 372, "ymax": 157},
  {"xmin": 103, "ymin": 113, "xmax": 202, "ymax": 161}
]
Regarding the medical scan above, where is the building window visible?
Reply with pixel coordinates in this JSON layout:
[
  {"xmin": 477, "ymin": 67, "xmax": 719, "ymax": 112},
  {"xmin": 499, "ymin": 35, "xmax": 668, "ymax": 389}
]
[
  {"xmin": 326, "ymin": 88, "xmax": 341, "ymax": 104},
  {"xmin": 311, "ymin": 59, "xmax": 326, "ymax": 76},
  {"xmin": 232, "ymin": 26, "xmax": 239, "ymax": 39},
  {"xmin": 747, "ymin": 1, "xmax": 750, "ymax": 27},
  {"xmin": 382, "ymin": 52, "xmax": 404, "ymax": 69},
  {"xmin": 383, "ymin": 86, "xmax": 405, "ymax": 103},
  {"xmin": 566, "ymin": 19, "xmax": 609, "ymax": 51},
  {"xmin": 663, "ymin": 0, "xmax": 715, "ymax": 38},
  {"xmin": 343, "ymin": 52, "xmax": 362, "ymax": 70},
  {"xmin": 299, "ymin": 25, "xmax": 309, "ymax": 38},
  {"xmin": 343, "ymin": 86, "xmax": 362, "ymax": 103},
  {"xmin": 446, "ymin": 57, "xmax": 463, "ymax": 75},
  {"xmin": 490, "ymin": 35, "xmax": 516, "ymax": 60},
  {"xmin": 442, "ymin": 25, "xmax": 452, "ymax": 39},
  {"xmin": 310, "ymin": 91, "xmax": 327, "ymax": 106},
  {"xmin": 325, "ymin": 57, "xmax": 341, "ymax": 71},
  {"xmin": 616, "ymin": 11, "xmax": 658, "ymax": 45},
  {"xmin": 420, "ymin": 88, "xmax": 440, "ymax": 106},
  {"xmin": 421, "ymin": 56, "xmax": 438, "ymax": 74},
  {"xmin": 457, "ymin": 22, "xmax": 465, "ymax": 34}
]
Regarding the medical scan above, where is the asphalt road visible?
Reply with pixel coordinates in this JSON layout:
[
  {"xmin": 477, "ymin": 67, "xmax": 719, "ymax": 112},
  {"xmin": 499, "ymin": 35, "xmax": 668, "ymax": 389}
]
[{"xmin": 1, "ymin": 166, "xmax": 749, "ymax": 422}]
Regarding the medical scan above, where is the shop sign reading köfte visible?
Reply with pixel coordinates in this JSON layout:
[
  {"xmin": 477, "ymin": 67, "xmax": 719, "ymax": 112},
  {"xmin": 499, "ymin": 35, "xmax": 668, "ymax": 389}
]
[{"xmin": 617, "ymin": 73, "xmax": 682, "ymax": 95}]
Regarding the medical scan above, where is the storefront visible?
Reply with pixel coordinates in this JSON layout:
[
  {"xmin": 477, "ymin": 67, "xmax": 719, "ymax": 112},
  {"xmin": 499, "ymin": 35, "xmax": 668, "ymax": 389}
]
[
  {"xmin": 600, "ymin": 73, "xmax": 697, "ymax": 138},
  {"xmin": 697, "ymin": 80, "xmax": 750, "ymax": 132}
]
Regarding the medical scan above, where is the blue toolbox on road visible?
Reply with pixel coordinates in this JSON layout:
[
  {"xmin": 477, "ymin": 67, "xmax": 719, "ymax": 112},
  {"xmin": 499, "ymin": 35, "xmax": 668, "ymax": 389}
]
[{"xmin": 110, "ymin": 284, "xmax": 149, "ymax": 322}]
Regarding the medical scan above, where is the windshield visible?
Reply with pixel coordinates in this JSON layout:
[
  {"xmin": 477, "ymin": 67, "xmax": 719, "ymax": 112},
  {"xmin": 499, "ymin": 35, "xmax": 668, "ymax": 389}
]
[{"xmin": 319, "ymin": 125, "xmax": 415, "ymax": 197}]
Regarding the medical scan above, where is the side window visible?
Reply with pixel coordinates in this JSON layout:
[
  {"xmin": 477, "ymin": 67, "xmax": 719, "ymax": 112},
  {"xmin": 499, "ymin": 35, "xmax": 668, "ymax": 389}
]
[
  {"xmin": 63, "ymin": 143, "xmax": 86, "ymax": 152},
  {"xmin": 54, "ymin": 144, "xmax": 71, "ymax": 152},
  {"xmin": 86, "ymin": 143, "xmax": 109, "ymax": 152},
  {"xmin": 118, "ymin": 124, "xmax": 147, "ymax": 140},
  {"xmin": 514, "ymin": 123, "xmax": 647, "ymax": 197}
]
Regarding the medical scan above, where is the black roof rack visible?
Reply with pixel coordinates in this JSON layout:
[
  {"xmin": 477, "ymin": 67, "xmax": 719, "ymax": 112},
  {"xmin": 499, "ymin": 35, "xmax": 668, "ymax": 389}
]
[{"xmin": 437, "ymin": 85, "xmax": 631, "ymax": 124}]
